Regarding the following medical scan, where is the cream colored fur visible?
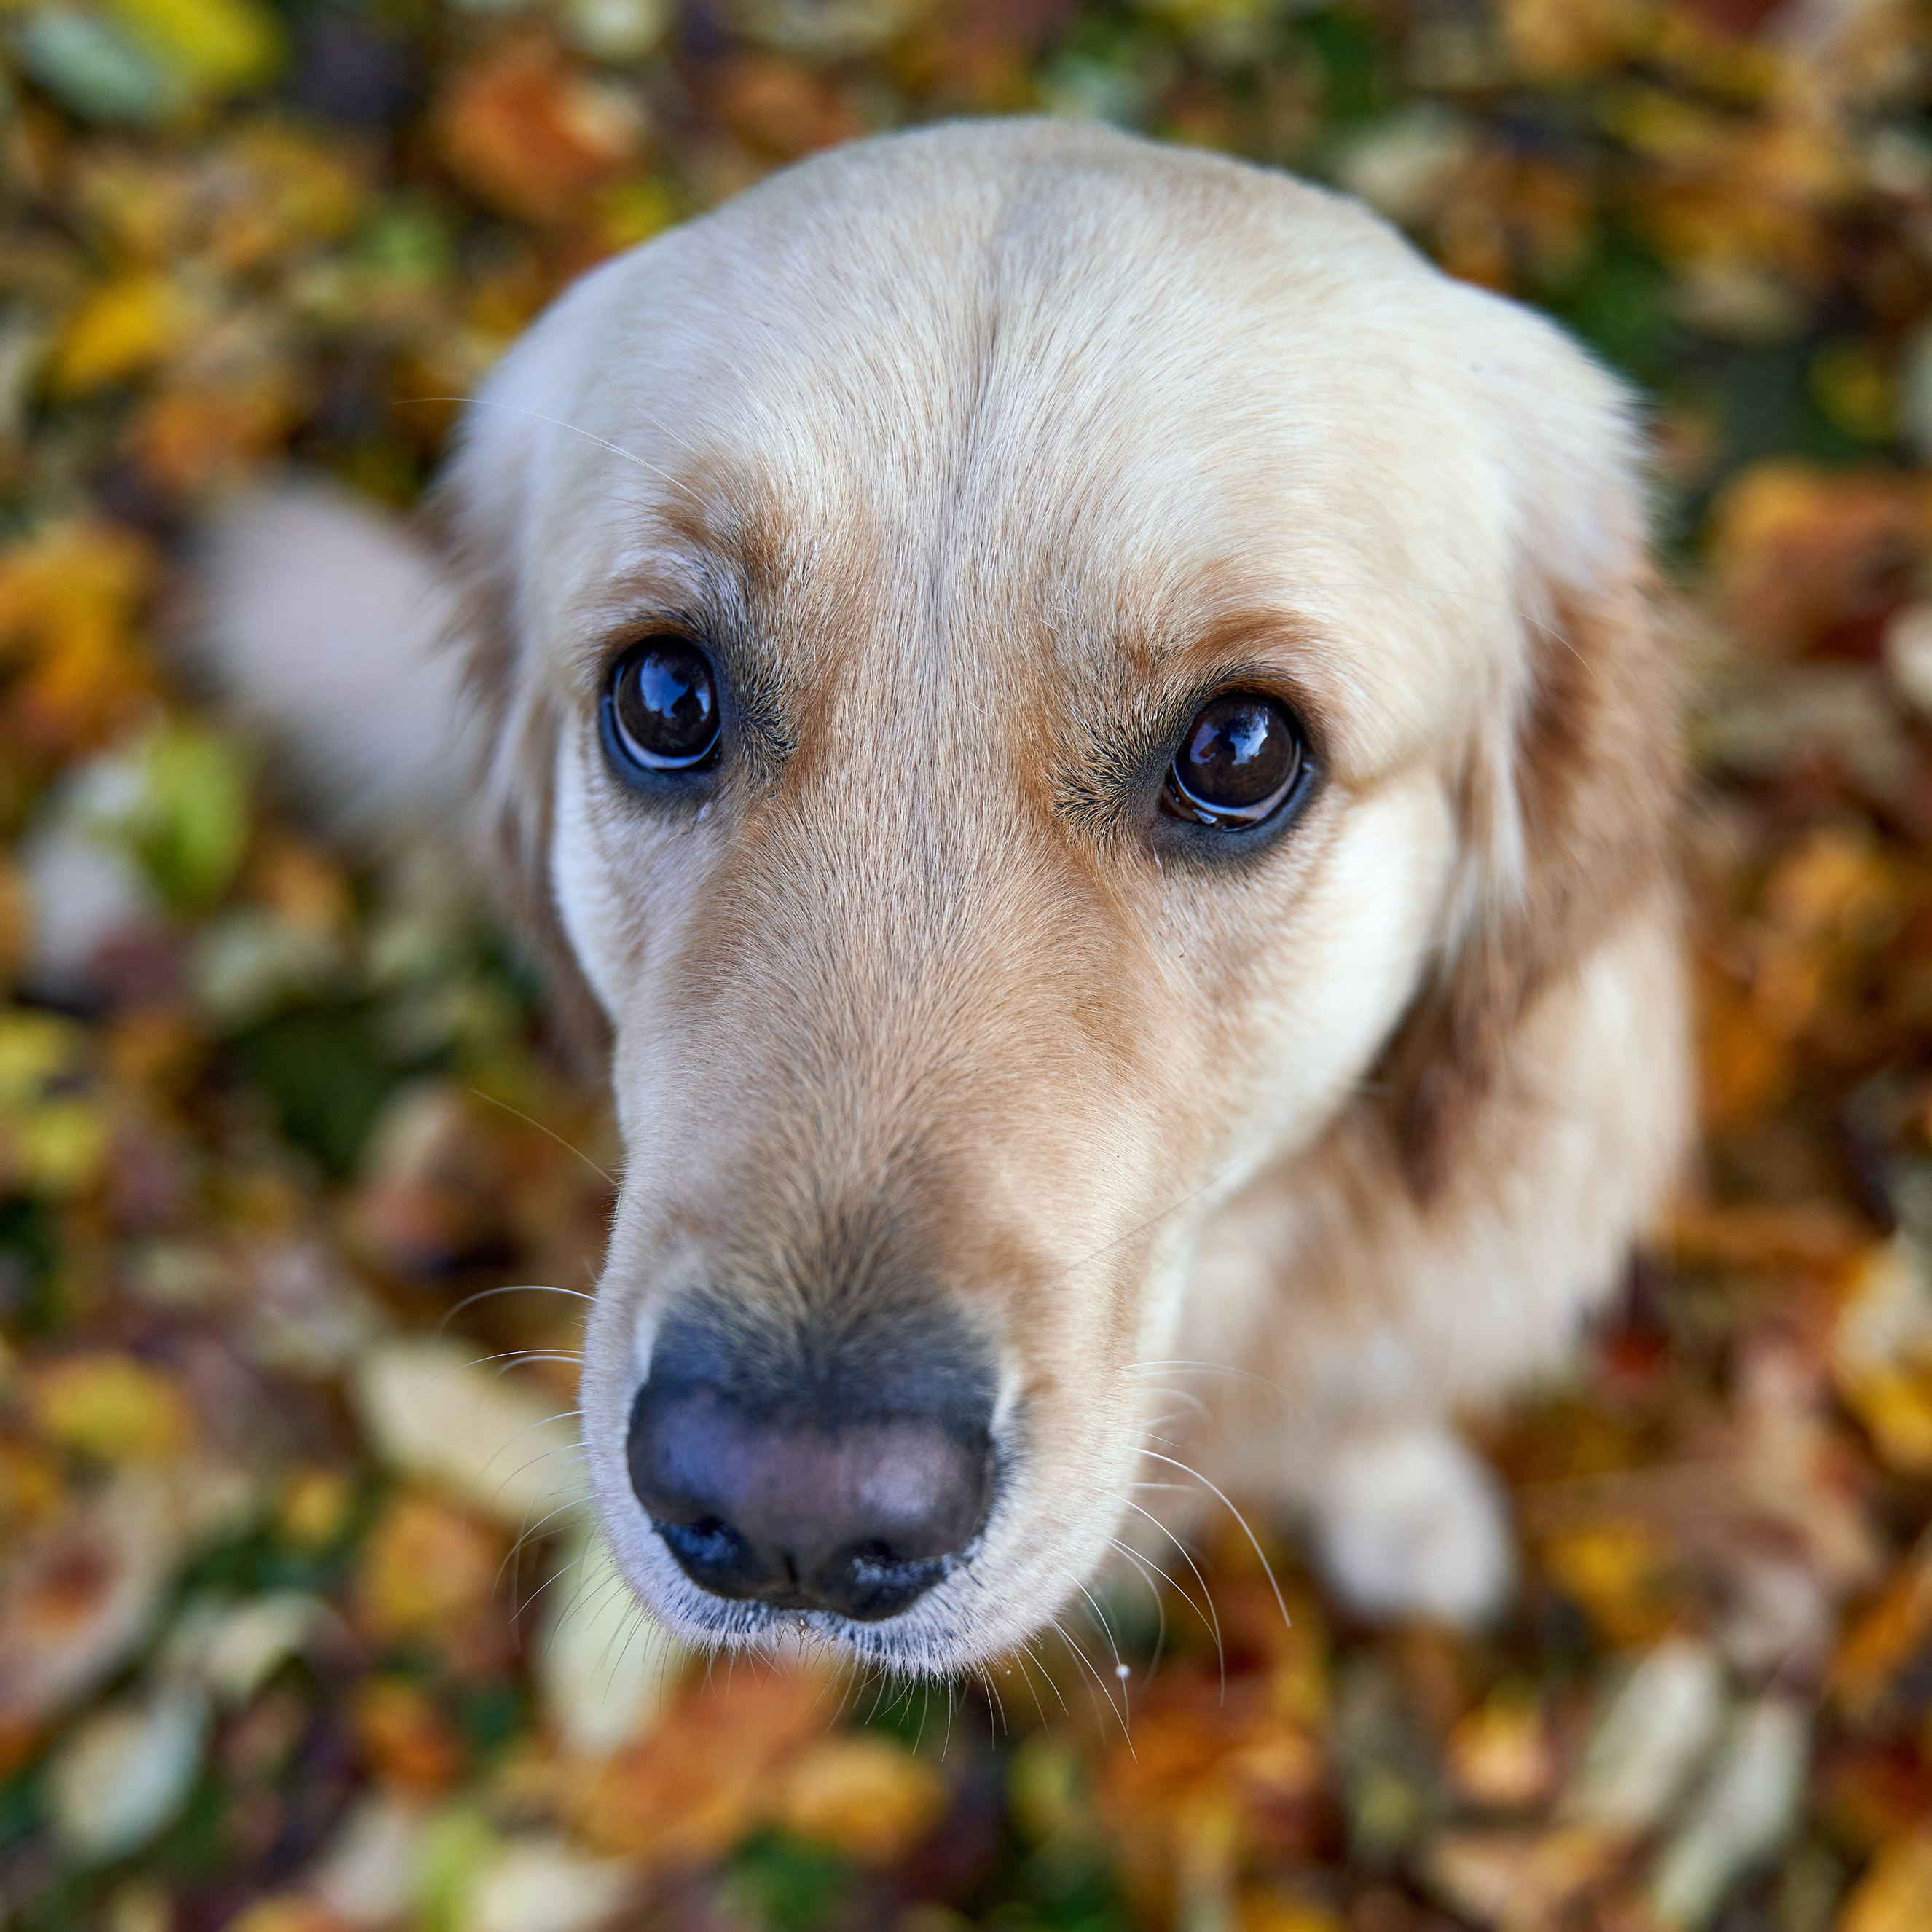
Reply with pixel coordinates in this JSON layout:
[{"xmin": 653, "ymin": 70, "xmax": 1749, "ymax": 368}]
[{"xmin": 204, "ymin": 118, "xmax": 1690, "ymax": 1671}]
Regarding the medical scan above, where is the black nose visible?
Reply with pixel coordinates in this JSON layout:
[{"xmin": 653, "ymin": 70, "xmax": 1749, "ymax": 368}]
[{"xmin": 626, "ymin": 1317, "xmax": 995, "ymax": 1622}]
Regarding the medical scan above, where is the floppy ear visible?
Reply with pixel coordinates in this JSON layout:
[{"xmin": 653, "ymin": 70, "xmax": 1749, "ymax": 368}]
[
  {"xmin": 429, "ymin": 273, "xmax": 623, "ymax": 1075},
  {"xmin": 1377, "ymin": 344, "xmax": 1682, "ymax": 1198}
]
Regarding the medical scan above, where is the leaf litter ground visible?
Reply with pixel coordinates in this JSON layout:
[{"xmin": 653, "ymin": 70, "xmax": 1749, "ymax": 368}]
[{"xmin": 5, "ymin": 3, "xmax": 1932, "ymax": 1931}]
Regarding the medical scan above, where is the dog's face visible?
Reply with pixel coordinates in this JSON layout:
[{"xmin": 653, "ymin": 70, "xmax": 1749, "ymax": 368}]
[{"xmin": 441, "ymin": 121, "xmax": 1664, "ymax": 1672}]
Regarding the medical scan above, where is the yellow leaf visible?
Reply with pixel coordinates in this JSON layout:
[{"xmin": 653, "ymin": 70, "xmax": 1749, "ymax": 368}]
[
  {"xmin": 278, "ymin": 1465, "xmax": 354, "ymax": 1550},
  {"xmin": 1838, "ymin": 1835, "xmax": 1932, "ymax": 1932},
  {"xmin": 222, "ymin": 1896, "xmax": 353, "ymax": 1932},
  {"xmin": 592, "ymin": 176, "xmax": 679, "ymax": 254},
  {"xmin": 0, "ymin": 522, "xmax": 157, "ymax": 747},
  {"xmin": 1235, "ymin": 1888, "xmax": 1346, "ymax": 1932},
  {"xmin": 1541, "ymin": 1519, "xmax": 1690, "ymax": 1646},
  {"xmin": 26, "ymin": 1354, "xmax": 195, "ymax": 1464},
  {"xmin": 776, "ymin": 1735, "xmax": 947, "ymax": 1864},
  {"xmin": 1445, "ymin": 1689, "xmax": 1556, "ymax": 1810},
  {"xmin": 1833, "ymin": 1537, "xmax": 1932, "ymax": 1719},
  {"xmin": 101, "ymin": 0, "xmax": 283, "ymax": 97},
  {"xmin": 1834, "ymin": 1240, "xmax": 1932, "ymax": 1475},
  {"xmin": 353, "ymin": 1491, "xmax": 506, "ymax": 1649},
  {"xmin": 206, "ymin": 125, "xmax": 364, "ymax": 272},
  {"xmin": 1501, "ymin": 0, "xmax": 1649, "ymax": 81},
  {"xmin": 0, "ymin": 1009, "xmax": 87, "ymax": 1107},
  {"xmin": 1839, "ymin": 1364, "xmax": 1932, "ymax": 1474},
  {"xmin": 0, "ymin": 1011, "xmax": 109, "ymax": 1198},
  {"xmin": 18, "ymin": 1102, "xmax": 112, "ymax": 1198},
  {"xmin": 47, "ymin": 274, "xmax": 197, "ymax": 397}
]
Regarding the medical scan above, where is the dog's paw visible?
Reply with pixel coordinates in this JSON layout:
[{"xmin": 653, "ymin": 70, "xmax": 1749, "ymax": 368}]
[{"xmin": 1310, "ymin": 1425, "xmax": 1514, "ymax": 1625}]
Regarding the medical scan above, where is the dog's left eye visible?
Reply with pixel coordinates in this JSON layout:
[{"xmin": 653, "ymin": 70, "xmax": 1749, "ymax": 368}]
[
  {"xmin": 602, "ymin": 637, "xmax": 720, "ymax": 777},
  {"xmin": 1161, "ymin": 692, "xmax": 1304, "ymax": 830}
]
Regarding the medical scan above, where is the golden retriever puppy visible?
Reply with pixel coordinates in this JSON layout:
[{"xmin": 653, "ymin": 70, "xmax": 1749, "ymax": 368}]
[{"xmin": 204, "ymin": 117, "xmax": 1689, "ymax": 1674}]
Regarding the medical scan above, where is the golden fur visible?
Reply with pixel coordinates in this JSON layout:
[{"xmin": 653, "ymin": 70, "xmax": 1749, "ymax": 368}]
[{"xmin": 207, "ymin": 117, "xmax": 1691, "ymax": 1671}]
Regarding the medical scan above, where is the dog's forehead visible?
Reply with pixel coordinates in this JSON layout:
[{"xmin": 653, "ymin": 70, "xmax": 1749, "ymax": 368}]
[{"xmin": 521, "ymin": 127, "xmax": 1534, "ymax": 777}]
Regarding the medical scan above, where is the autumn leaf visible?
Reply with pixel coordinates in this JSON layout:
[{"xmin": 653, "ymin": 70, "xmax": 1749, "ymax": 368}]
[
  {"xmin": 570, "ymin": 1665, "xmax": 833, "ymax": 1866},
  {"xmin": 776, "ymin": 1734, "xmax": 949, "ymax": 1863},
  {"xmin": 1839, "ymin": 1836, "xmax": 1932, "ymax": 1932},
  {"xmin": 352, "ymin": 1489, "xmax": 508, "ymax": 1659},
  {"xmin": 25, "ymin": 1353, "xmax": 195, "ymax": 1464},
  {"xmin": 433, "ymin": 34, "xmax": 644, "ymax": 223}
]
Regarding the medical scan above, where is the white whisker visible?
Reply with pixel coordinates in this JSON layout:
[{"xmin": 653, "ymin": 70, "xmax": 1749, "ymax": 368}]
[{"xmin": 1138, "ymin": 1449, "xmax": 1290, "ymax": 1631}]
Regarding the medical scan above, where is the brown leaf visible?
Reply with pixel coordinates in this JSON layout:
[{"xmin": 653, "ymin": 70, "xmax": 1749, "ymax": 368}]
[
  {"xmin": 433, "ymin": 34, "xmax": 643, "ymax": 223},
  {"xmin": 350, "ymin": 1676, "xmax": 466, "ymax": 1792},
  {"xmin": 569, "ymin": 1662, "xmax": 833, "ymax": 1866},
  {"xmin": 1421, "ymin": 1823, "xmax": 1629, "ymax": 1931},
  {"xmin": 351, "ymin": 1488, "xmax": 511, "ymax": 1667}
]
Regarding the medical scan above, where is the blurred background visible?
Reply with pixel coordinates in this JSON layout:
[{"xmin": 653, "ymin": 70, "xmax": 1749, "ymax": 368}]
[{"xmin": 4, "ymin": 3, "xmax": 1932, "ymax": 1931}]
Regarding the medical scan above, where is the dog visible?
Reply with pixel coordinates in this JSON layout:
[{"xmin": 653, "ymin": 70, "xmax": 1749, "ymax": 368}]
[{"xmin": 203, "ymin": 117, "xmax": 1691, "ymax": 1677}]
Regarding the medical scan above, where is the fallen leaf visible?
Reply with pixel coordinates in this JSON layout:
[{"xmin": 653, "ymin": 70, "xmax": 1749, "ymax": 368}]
[
  {"xmin": 1837, "ymin": 1834, "xmax": 1932, "ymax": 1932},
  {"xmin": 570, "ymin": 1664, "xmax": 832, "ymax": 1866},
  {"xmin": 1421, "ymin": 1823, "xmax": 1628, "ymax": 1931},
  {"xmin": 1444, "ymin": 1689, "xmax": 1557, "ymax": 1811},
  {"xmin": 0, "ymin": 1474, "xmax": 184, "ymax": 1732},
  {"xmin": 1831, "ymin": 1531, "xmax": 1932, "ymax": 1720},
  {"xmin": 1563, "ymin": 1640, "xmax": 1726, "ymax": 1832},
  {"xmin": 777, "ymin": 1734, "xmax": 949, "ymax": 1864},
  {"xmin": 25, "ymin": 1351, "xmax": 195, "ymax": 1464},
  {"xmin": 1833, "ymin": 1238, "xmax": 1932, "ymax": 1474},
  {"xmin": 1540, "ymin": 1518, "xmax": 1692, "ymax": 1646},
  {"xmin": 352, "ymin": 1491, "xmax": 508, "ymax": 1662},
  {"xmin": 351, "ymin": 1337, "xmax": 583, "ymax": 1531},
  {"xmin": 433, "ymin": 35, "xmax": 643, "ymax": 222},
  {"xmin": 47, "ymin": 273, "xmax": 200, "ymax": 396},
  {"xmin": 535, "ymin": 1528, "xmax": 683, "ymax": 1756},
  {"xmin": 1706, "ymin": 463, "xmax": 1932, "ymax": 661},
  {"xmin": 1648, "ymin": 1697, "xmax": 1807, "ymax": 1928},
  {"xmin": 101, "ymin": 0, "xmax": 285, "ymax": 99},
  {"xmin": 468, "ymin": 1837, "xmax": 640, "ymax": 1932},
  {"xmin": 309, "ymin": 1792, "xmax": 436, "ymax": 1929},
  {"xmin": 350, "ymin": 1676, "xmax": 466, "ymax": 1793},
  {"xmin": 46, "ymin": 1684, "xmax": 209, "ymax": 1864}
]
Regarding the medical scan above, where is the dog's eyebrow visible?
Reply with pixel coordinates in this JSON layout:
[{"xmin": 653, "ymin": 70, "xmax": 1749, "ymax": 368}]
[{"xmin": 612, "ymin": 465, "xmax": 815, "ymax": 771}]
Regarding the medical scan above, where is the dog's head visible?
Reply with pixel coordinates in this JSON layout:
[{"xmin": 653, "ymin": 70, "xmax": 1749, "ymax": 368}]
[{"xmin": 436, "ymin": 119, "xmax": 1671, "ymax": 1672}]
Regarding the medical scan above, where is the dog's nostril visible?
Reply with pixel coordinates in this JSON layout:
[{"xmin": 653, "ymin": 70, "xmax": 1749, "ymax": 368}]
[{"xmin": 626, "ymin": 1373, "xmax": 993, "ymax": 1623}]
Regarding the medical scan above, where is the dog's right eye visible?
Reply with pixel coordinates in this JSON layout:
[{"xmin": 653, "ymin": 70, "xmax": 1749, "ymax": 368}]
[
  {"xmin": 1161, "ymin": 691, "xmax": 1305, "ymax": 830},
  {"xmin": 602, "ymin": 637, "xmax": 721, "ymax": 778}
]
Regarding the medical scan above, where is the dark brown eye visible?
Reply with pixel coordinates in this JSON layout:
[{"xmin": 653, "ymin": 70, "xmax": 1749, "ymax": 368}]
[
  {"xmin": 603, "ymin": 637, "xmax": 720, "ymax": 776},
  {"xmin": 1162, "ymin": 691, "xmax": 1303, "ymax": 830}
]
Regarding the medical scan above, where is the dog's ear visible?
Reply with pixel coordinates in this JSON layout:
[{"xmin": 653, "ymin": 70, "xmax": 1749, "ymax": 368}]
[
  {"xmin": 1378, "ymin": 337, "xmax": 1681, "ymax": 1198},
  {"xmin": 430, "ymin": 280, "xmax": 619, "ymax": 1074}
]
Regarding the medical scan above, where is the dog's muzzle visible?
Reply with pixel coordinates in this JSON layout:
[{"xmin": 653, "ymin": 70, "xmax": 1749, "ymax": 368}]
[{"xmin": 625, "ymin": 1306, "xmax": 997, "ymax": 1622}]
